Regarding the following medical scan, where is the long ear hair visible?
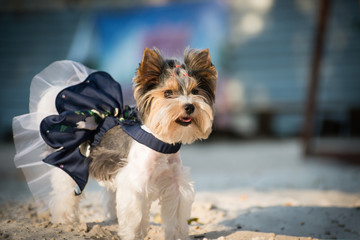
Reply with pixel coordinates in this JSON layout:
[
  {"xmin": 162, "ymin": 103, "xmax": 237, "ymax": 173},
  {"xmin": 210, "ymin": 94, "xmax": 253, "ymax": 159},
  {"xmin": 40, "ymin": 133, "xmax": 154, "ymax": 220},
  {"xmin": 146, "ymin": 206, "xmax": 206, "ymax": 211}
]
[
  {"xmin": 184, "ymin": 48, "xmax": 218, "ymax": 103},
  {"xmin": 133, "ymin": 47, "xmax": 165, "ymax": 100}
]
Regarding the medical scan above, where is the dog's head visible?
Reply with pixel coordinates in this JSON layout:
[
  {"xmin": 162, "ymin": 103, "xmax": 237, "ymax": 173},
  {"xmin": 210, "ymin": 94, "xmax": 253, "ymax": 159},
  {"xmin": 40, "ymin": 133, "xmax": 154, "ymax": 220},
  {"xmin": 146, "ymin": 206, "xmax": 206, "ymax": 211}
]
[{"xmin": 133, "ymin": 48, "xmax": 217, "ymax": 144}]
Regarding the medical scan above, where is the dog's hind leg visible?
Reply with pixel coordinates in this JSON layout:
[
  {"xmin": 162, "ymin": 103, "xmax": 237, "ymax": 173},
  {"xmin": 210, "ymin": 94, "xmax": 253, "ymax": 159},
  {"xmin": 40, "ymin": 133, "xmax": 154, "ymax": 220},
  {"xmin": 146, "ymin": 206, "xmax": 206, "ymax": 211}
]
[{"xmin": 49, "ymin": 168, "xmax": 81, "ymax": 223}]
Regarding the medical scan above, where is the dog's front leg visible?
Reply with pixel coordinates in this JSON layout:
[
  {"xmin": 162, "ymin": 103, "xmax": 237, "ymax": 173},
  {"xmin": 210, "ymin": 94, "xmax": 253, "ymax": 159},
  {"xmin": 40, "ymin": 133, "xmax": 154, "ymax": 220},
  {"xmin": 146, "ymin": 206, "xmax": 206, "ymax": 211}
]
[
  {"xmin": 98, "ymin": 185, "xmax": 117, "ymax": 222},
  {"xmin": 159, "ymin": 158, "xmax": 194, "ymax": 240},
  {"xmin": 114, "ymin": 150, "xmax": 152, "ymax": 240},
  {"xmin": 115, "ymin": 184, "xmax": 150, "ymax": 240}
]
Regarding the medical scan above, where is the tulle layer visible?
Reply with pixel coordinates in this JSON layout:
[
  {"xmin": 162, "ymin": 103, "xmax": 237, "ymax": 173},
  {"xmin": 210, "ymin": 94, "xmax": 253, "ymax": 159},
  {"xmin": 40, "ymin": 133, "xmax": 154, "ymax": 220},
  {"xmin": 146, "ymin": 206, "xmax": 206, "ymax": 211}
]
[{"xmin": 13, "ymin": 60, "xmax": 94, "ymax": 211}]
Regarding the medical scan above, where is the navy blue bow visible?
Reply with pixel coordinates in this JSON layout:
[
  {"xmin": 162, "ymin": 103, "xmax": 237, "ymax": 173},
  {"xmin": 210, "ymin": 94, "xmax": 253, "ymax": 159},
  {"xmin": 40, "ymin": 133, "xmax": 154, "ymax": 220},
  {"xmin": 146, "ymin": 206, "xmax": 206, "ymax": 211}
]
[{"xmin": 40, "ymin": 71, "xmax": 181, "ymax": 194}]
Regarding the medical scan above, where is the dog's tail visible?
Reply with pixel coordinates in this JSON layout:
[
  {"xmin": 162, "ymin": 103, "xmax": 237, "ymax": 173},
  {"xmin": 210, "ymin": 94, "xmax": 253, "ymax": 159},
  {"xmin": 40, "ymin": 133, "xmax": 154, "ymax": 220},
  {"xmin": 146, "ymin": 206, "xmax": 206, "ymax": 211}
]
[{"xmin": 12, "ymin": 60, "xmax": 94, "ymax": 212}]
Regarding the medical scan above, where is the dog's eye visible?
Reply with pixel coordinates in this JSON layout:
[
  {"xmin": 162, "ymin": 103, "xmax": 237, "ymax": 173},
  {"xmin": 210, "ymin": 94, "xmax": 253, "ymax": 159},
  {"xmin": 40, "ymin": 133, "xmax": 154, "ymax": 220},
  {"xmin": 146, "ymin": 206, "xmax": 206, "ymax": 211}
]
[
  {"xmin": 164, "ymin": 90, "xmax": 173, "ymax": 98},
  {"xmin": 191, "ymin": 89, "xmax": 199, "ymax": 95}
]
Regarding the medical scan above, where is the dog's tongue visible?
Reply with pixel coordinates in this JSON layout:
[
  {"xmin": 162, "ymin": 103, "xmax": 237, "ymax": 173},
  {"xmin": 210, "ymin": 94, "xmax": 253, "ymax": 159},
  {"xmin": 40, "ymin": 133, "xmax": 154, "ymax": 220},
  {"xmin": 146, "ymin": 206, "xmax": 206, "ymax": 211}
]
[{"xmin": 180, "ymin": 117, "xmax": 192, "ymax": 122}]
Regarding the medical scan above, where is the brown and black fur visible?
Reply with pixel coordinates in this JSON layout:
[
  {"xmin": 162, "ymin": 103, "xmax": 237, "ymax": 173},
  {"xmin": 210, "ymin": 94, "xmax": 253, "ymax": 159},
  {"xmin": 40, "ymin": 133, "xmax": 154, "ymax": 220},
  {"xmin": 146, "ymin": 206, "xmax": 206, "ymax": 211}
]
[
  {"xmin": 89, "ymin": 47, "xmax": 217, "ymax": 181},
  {"xmin": 89, "ymin": 126, "xmax": 132, "ymax": 181},
  {"xmin": 133, "ymin": 47, "xmax": 217, "ymax": 123}
]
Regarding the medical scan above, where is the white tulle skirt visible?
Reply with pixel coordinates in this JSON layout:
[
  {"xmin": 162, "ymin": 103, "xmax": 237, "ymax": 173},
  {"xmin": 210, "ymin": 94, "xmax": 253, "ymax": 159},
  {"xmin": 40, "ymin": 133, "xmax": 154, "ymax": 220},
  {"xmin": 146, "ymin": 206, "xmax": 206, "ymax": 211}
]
[{"xmin": 12, "ymin": 60, "xmax": 95, "ymax": 211}]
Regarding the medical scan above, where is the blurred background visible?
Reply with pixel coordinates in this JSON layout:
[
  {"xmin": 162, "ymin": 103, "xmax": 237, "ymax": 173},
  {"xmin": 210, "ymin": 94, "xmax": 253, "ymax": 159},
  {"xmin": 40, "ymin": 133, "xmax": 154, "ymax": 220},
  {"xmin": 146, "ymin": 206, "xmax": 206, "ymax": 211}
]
[
  {"xmin": 0, "ymin": 0, "xmax": 359, "ymax": 159},
  {"xmin": 1, "ymin": 2, "xmax": 360, "ymax": 238}
]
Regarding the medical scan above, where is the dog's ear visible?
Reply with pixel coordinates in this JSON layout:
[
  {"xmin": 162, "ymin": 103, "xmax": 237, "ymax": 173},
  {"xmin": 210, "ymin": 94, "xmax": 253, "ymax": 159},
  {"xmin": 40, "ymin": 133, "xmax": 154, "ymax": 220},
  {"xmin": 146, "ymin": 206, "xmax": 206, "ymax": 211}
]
[
  {"xmin": 134, "ymin": 48, "xmax": 165, "ymax": 90},
  {"xmin": 184, "ymin": 48, "xmax": 217, "ymax": 102}
]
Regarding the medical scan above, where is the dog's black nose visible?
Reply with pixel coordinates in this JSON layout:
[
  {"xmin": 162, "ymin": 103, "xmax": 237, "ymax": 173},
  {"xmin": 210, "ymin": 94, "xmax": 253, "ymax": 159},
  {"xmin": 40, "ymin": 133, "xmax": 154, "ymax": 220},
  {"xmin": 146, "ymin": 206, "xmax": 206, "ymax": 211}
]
[{"xmin": 184, "ymin": 104, "xmax": 195, "ymax": 115}]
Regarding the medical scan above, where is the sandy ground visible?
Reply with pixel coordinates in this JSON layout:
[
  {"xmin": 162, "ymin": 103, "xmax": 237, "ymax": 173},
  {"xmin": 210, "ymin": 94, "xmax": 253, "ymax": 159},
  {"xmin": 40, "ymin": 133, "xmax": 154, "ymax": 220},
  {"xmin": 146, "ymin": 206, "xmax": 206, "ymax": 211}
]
[{"xmin": 1, "ymin": 139, "xmax": 360, "ymax": 240}]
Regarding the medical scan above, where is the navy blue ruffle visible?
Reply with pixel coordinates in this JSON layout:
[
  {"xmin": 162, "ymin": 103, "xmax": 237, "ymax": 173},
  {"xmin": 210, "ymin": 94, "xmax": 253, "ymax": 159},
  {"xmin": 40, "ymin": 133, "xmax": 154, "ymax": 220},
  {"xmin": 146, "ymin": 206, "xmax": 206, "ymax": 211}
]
[
  {"xmin": 56, "ymin": 71, "xmax": 123, "ymax": 114},
  {"xmin": 120, "ymin": 121, "xmax": 181, "ymax": 154}
]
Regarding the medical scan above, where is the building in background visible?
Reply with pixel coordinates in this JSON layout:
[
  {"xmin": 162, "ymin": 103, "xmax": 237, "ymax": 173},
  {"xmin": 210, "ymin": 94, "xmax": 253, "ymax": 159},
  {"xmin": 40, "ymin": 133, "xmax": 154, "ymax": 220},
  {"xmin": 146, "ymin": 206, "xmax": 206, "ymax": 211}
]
[
  {"xmin": 1, "ymin": 0, "xmax": 359, "ymax": 146},
  {"xmin": 0, "ymin": 0, "xmax": 227, "ymax": 140},
  {"xmin": 218, "ymin": 0, "xmax": 360, "ymax": 140}
]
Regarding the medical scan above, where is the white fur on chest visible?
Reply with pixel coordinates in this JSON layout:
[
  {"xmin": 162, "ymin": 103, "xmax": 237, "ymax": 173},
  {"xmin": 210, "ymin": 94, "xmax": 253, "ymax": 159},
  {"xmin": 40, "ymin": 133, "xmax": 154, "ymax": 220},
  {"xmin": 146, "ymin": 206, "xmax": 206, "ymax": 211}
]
[{"xmin": 115, "ymin": 140, "xmax": 182, "ymax": 199}]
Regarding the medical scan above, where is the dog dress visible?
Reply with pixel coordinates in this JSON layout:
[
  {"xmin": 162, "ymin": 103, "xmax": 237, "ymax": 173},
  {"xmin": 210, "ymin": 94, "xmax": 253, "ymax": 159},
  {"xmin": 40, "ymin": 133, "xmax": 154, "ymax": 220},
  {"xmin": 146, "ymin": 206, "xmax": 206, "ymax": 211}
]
[{"xmin": 12, "ymin": 61, "xmax": 181, "ymax": 210}]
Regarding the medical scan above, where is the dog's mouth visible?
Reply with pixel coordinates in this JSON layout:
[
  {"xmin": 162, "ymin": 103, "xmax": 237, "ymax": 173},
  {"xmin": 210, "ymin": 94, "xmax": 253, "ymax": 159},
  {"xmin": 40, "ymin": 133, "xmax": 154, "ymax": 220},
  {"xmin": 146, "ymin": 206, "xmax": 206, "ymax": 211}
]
[{"xmin": 176, "ymin": 116, "xmax": 192, "ymax": 126}]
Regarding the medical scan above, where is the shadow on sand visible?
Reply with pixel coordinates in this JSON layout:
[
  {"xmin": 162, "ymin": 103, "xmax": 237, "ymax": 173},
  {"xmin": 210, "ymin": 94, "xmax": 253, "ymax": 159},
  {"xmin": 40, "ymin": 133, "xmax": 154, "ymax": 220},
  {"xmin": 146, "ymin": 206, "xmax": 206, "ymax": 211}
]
[{"xmin": 219, "ymin": 205, "xmax": 360, "ymax": 239}]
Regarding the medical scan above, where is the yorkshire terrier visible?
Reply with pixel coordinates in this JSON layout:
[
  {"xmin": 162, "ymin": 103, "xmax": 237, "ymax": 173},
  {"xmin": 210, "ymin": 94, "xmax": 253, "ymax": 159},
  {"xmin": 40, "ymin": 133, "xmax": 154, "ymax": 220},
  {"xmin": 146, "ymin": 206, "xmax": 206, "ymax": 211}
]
[{"xmin": 14, "ymin": 48, "xmax": 217, "ymax": 240}]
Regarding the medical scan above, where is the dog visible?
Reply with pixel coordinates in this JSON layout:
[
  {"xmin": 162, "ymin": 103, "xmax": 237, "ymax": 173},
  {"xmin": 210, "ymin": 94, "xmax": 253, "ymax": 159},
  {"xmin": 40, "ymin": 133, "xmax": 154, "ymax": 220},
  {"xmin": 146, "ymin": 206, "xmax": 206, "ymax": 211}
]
[{"xmin": 14, "ymin": 47, "xmax": 217, "ymax": 240}]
